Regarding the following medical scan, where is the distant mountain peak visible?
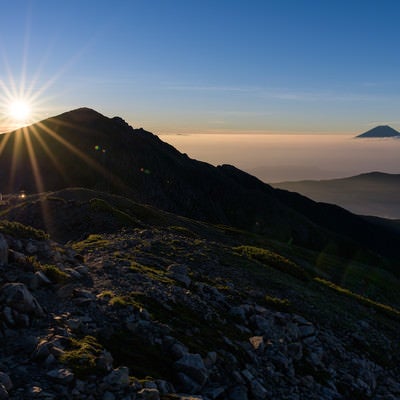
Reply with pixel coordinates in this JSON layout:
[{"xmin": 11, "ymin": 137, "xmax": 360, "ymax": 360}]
[{"xmin": 356, "ymin": 125, "xmax": 400, "ymax": 138}]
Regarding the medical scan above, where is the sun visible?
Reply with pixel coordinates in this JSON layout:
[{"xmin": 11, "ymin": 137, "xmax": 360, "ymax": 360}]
[{"xmin": 9, "ymin": 100, "xmax": 32, "ymax": 122}]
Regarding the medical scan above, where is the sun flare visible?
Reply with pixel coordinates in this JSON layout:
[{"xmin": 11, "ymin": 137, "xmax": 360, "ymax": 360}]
[{"xmin": 9, "ymin": 100, "xmax": 31, "ymax": 122}]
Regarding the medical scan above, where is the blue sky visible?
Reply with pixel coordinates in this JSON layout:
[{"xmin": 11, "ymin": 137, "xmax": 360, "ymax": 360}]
[{"xmin": 1, "ymin": 0, "xmax": 400, "ymax": 134}]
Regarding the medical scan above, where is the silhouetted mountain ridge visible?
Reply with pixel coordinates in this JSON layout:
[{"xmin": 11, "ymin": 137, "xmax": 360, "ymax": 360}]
[{"xmin": 0, "ymin": 108, "xmax": 399, "ymax": 267}]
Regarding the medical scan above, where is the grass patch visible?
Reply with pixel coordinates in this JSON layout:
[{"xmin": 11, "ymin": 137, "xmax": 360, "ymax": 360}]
[
  {"xmin": 72, "ymin": 234, "xmax": 113, "ymax": 252},
  {"xmin": 41, "ymin": 264, "xmax": 69, "ymax": 284},
  {"xmin": 0, "ymin": 220, "xmax": 48, "ymax": 240},
  {"xmin": 168, "ymin": 225, "xmax": 199, "ymax": 238},
  {"xmin": 59, "ymin": 335, "xmax": 104, "ymax": 378},
  {"xmin": 265, "ymin": 295, "xmax": 292, "ymax": 311},
  {"xmin": 89, "ymin": 198, "xmax": 139, "ymax": 226},
  {"xmin": 234, "ymin": 245, "xmax": 309, "ymax": 281},
  {"xmin": 315, "ymin": 277, "xmax": 400, "ymax": 320}
]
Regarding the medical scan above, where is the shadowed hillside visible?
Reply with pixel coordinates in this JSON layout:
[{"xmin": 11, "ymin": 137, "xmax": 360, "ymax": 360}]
[{"xmin": 0, "ymin": 108, "xmax": 399, "ymax": 267}]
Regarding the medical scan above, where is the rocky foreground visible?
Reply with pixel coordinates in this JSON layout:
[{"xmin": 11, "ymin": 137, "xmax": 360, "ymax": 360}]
[{"xmin": 0, "ymin": 226, "xmax": 399, "ymax": 400}]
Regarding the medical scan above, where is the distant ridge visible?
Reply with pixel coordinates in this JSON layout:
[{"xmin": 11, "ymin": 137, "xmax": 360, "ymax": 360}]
[
  {"xmin": 356, "ymin": 125, "xmax": 400, "ymax": 138},
  {"xmin": 272, "ymin": 171, "xmax": 400, "ymax": 219}
]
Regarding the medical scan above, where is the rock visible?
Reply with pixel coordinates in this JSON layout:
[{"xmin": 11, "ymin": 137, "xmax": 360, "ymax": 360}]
[
  {"xmin": 103, "ymin": 366, "xmax": 129, "ymax": 387},
  {"xmin": 249, "ymin": 336, "xmax": 264, "ymax": 351},
  {"xmin": 30, "ymin": 271, "xmax": 52, "ymax": 290},
  {"xmin": 176, "ymin": 372, "xmax": 202, "ymax": 394},
  {"xmin": 8, "ymin": 249, "xmax": 26, "ymax": 264},
  {"xmin": 32, "ymin": 340, "xmax": 51, "ymax": 361},
  {"xmin": 174, "ymin": 353, "xmax": 208, "ymax": 387},
  {"xmin": 229, "ymin": 306, "xmax": 247, "ymax": 322},
  {"xmin": 167, "ymin": 264, "xmax": 191, "ymax": 288},
  {"xmin": 0, "ymin": 384, "xmax": 8, "ymax": 400},
  {"xmin": 2, "ymin": 307, "xmax": 15, "ymax": 326},
  {"xmin": 287, "ymin": 342, "xmax": 303, "ymax": 361},
  {"xmin": 204, "ymin": 351, "xmax": 217, "ymax": 368},
  {"xmin": 0, "ymin": 283, "xmax": 45, "ymax": 317},
  {"xmin": 102, "ymin": 392, "xmax": 115, "ymax": 400},
  {"xmin": 75, "ymin": 265, "xmax": 89, "ymax": 275},
  {"xmin": 204, "ymin": 386, "xmax": 226, "ymax": 399},
  {"xmin": 25, "ymin": 241, "xmax": 38, "ymax": 254},
  {"xmin": 47, "ymin": 368, "xmax": 75, "ymax": 384},
  {"xmin": 228, "ymin": 385, "xmax": 248, "ymax": 400},
  {"xmin": 96, "ymin": 350, "xmax": 114, "ymax": 372},
  {"xmin": 0, "ymin": 235, "xmax": 8, "ymax": 266},
  {"xmin": 251, "ymin": 315, "xmax": 270, "ymax": 333},
  {"xmin": 170, "ymin": 342, "xmax": 189, "ymax": 360},
  {"xmin": 0, "ymin": 373, "xmax": 12, "ymax": 391},
  {"xmin": 137, "ymin": 388, "xmax": 160, "ymax": 400},
  {"xmin": 298, "ymin": 323, "xmax": 315, "ymax": 339},
  {"xmin": 249, "ymin": 379, "xmax": 268, "ymax": 400}
]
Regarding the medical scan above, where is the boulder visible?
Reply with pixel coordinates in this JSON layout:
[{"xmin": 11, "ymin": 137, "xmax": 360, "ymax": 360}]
[
  {"xmin": 174, "ymin": 353, "xmax": 208, "ymax": 387},
  {"xmin": 0, "ymin": 235, "xmax": 7, "ymax": 267},
  {"xmin": 103, "ymin": 366, "xmax": 129, "ymax": 387},
  {"xmin": 0, "ymin": 373, "xmax": 12, "ymax": 391},
  {"xmin": 0, "ymin": 283, "xmax": 44, "ymax": 317},
  {"xmin": 167, "ymin": 264, "xmax": 191, "ymax": 288}
]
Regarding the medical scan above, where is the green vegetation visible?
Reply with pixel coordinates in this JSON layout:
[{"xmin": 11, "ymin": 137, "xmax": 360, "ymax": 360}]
[
  {"xmin": 108, "ymin": 295, "xmax": 133, "ymax": 308},
  {"xmin": 168, "ymin": 225, "xmax": 199, "ymax": 238},
  {"xmin": 315, "ymin": 277, "xmax": 400, "ymax": 320},
  {"xmin": 0, "ymin": 220, "xmax": 48, "ymax": 240},
  {"xmin": 41, "ymin": 264, "xmax": 69, "ymax": 284},
  {"xmin": 72, "ymin": 234, "xmax": 113, "ymax": 252},
  {"xmin": 265, "ymin": 295, "xmax": 292, "ymax": 311},
  {"xmin": 59, "ymin": 336, "xmax": 104, "ymax": 378},
  {"xmin": 234, "ymin": 245, "xmax": 309, "ymax": 281},
  {"xmin": 89, "ymin": 198, "xmax": 139, "ymax": 226}
]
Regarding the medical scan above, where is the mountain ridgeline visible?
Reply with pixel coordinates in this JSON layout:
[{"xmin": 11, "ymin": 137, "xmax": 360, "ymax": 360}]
[
  {"xmin": 273, "ymin": 172, "xmax": 400, "ymax": 219},
  {"xmin": 0, "ymin": 108, "xmax": 399, "ymax": 266}
]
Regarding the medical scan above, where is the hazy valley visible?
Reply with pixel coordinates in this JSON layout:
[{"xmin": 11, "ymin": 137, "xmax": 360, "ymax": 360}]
[{"xmin": 273, "ymin": 172, "xmax": 400, "ymax": 219}]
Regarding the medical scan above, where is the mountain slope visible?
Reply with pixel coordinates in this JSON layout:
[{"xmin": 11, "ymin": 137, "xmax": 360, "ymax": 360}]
[
  {"xmin": 1, "ymin": 196, "xmax": 400, "ymax": 399},
  {"xmin": 0, "ymin": 108, "xmax": 399, "ymax": 266},
  {"xmin": 356, "ymin": 125, "xmax": 400, "ymax": 138},
  {"xmin": 273, "ymin": 172, "xmax": 400, "ymax": 219}
]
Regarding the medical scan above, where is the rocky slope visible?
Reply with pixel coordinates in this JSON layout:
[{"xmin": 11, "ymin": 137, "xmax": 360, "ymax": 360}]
[{"xmin": 0, "ymin": 194, "xmax": 399, "ymax": 400}]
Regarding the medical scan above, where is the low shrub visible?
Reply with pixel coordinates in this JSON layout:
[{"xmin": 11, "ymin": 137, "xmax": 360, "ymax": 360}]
[
  {"xmin": 0, "ymin": 220, "xmax": 48, "ymax": 240},
  {"xmin": 234, "ymin": 245, "xmax": 309, "ymax": 281}
]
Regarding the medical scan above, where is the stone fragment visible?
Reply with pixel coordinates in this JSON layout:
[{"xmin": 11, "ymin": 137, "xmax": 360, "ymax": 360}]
[
  {"xmin": 47, "ymin": 368, "xmax": 74, "ymax": 384},
  {"xmin": 249, "ymin": 336, "xmax": 264, "ymax": 351},
  {"xmin": 137, "ymin": 388, "xmax": 160, "ymax": 400}
]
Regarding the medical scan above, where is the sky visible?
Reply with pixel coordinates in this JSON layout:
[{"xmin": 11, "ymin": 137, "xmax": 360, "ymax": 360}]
[{"xmin": 1, "ymin": 0, "xmax": 400, "ymax": 135}]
